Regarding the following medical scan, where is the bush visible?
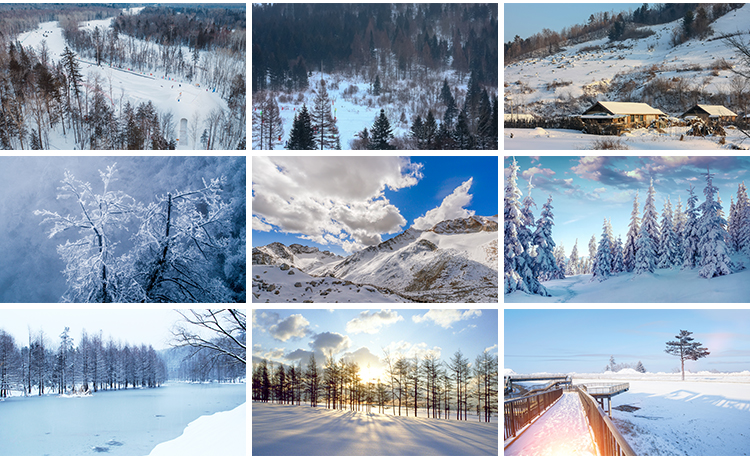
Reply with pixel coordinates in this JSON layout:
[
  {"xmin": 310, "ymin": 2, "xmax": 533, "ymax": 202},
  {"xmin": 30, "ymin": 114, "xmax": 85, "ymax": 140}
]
[
  {"xmin": 545, "ymin": 80, "xmax": 572, "ymax": 91},
  {"xmin": 591, "ymin": 138, "xmax": 629, "ymax": 150}
]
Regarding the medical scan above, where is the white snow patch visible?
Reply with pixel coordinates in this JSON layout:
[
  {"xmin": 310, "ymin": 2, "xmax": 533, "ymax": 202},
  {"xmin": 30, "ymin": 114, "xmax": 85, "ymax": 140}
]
[{"xmin": 149, "ymin": 403, "xmax": 245, "ymax": 456}]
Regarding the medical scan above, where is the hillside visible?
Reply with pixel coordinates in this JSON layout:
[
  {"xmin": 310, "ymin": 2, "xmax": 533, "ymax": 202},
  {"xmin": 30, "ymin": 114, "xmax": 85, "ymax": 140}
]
[
  {"xmin": 253, "ymin": 215, "xmax": 498, "ymax": 303},
  {"xmin": 504, "ymin": 5, "xmax": 750, "ymax": 119}
]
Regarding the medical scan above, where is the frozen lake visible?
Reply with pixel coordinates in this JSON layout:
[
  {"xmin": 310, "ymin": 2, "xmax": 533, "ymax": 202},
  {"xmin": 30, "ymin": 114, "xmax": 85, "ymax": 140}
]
[{"xmin": 0, "ymin": 383, "xmax": 245, "ymax": 456}]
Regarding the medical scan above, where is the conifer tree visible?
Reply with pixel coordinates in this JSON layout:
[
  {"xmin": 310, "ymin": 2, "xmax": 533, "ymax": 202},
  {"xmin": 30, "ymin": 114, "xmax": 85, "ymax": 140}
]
[
  {"xmin": 519, "ymin": 179, "xmax": 536, "ymax": 254},
  {"xmin": 634, "ymin": 222, "xmax": 657, "ymax": 275},
  {"xmin": 658, "ymin": 198, "xmax": 679, "ymax": 268},
  {"xmin": 453, "ymin": 109, "xmax": 473, "ymax": 149},
  {"xmin": 587, "ymin": 234, "xmax": 597, "ymax": 274},
  {"xmin": 737, "ymin": 182, "xmax": 750, "ymax": 256},
  {"xmin": 673, "ymin": 196, "xmax": 686, "ymax": 263},
  {"xmin": 682, "ymin": 185, "xmax": 701, "ymax": 269},
  {"xmin": 612, "ymin": 236, "xmax": 625, "ymax": 274},
  {"xmin": 310, "ymin": 79, "xmax": 339, "ymax": 150},
  {"xmin": 476, "ymin": 89, "xmax": 494, "ymax": 149},
  {"xmin": 553, "ymin": 244, "xmax": 566, "ymax": 276},
  {"xmin": 369, "ymin": 109, "xmax": 394, "ymax": 150},
  {"xmin": 567, "ymin": 239, "xmax": 579, "ymax": 276},
  {"xmin": 287, "ymin": 105, "xmax": 316, "ymax": 150},
  {"xmin": 263, "ymin": 95, "xmax": 284, "ymax": 150},
  {"xmin": 533, "ymin": 195, "xmax": 564, "ymax": 281},
  {"xmin": 592, "ymin": 219, "xmax": 612, "ymax": 282},
  {"xmin": 697, "ymin": 168, "xmax": 733, "ymax": 278},
  {"xmin": 410, "ymin": 115, "xmax": 424, "ymax": 148},
  {"xmin": 624, "ymin": 191, "xmax": 640, "ymax": 272},
  {"xmin": 642, "ymin": 178, "xmax": 661, "ymax": 260},
  {"xmin": 424, "ymin": 110, "xmax": 437, "ymax": 148}
]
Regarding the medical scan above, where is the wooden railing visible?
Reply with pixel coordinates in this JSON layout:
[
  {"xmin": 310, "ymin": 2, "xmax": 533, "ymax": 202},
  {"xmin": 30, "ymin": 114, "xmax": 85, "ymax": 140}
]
[
  {"xmin": 504, "ymin": 388, "xmax": 563, "ymax": 440},
  {"xmin": 583, "ymin": 383, "xmax": 630, "ymax": 396},
  {"xmin": 575, "ymin": 387, "xmax": 636, "ymax": 456}
]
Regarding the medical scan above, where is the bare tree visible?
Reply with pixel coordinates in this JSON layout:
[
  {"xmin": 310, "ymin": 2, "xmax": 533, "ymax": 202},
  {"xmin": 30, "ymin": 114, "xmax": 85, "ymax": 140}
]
[{"xmin": 171, "ymin": 309, "xmax": 246, "ymax": 369}]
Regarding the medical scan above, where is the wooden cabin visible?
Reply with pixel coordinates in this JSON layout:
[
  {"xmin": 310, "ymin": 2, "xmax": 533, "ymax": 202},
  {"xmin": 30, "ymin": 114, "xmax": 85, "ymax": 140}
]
[
  {"xmin": 580, "ymin": 101, "xmax": 665, "ymax": 135},
  {"xmin": 681, "ymin": 104, "xmax": 737, "ymax": 123}
]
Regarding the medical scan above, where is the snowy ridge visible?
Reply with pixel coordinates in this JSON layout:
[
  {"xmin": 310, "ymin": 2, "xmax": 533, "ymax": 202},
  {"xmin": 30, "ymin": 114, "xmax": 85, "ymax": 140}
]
[
  {"xmin": 252, "ymin": 242, "xmax": 343, "ymax": 272},
  {"xmin": 253, "ymin": 215, "xmax": 498, "ymax": 303}
]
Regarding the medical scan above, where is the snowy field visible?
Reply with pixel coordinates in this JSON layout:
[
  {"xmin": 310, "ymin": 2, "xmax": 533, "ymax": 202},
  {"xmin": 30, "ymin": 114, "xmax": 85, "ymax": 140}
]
[
  {"xmin": 505, "ymin": 263, "xmax": 750, "ymax": 303},
  {"xmin": 0, "ymin": 383, "xmax": 245, "ymax": 455},
  {"xmin": 16, "ymin": 16, "xmax": 229, "ymax": 149},
  {"xmin": 150, "ymin": 403, "xmax": 245, "ymax": 456},
  {"xmin": 573, "ymin": 375, "xmax": 750, "ymax": 456},
  {"xmin": 252, "ymin": 402, "xmax": 498, "ymax": 456},
  {"xmin": 503, "ymin": 126, "xmax": 750, "ymax": 150}
]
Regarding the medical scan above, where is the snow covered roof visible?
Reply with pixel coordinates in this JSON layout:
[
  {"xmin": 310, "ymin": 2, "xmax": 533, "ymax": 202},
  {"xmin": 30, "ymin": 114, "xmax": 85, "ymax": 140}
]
[
  {"xmin": 584, "ymin": 101, "xmax": 665, "ymax": 116},
  {"xmin": 684, "ymin": 104, "xmax": 738, "ymax": 117}
]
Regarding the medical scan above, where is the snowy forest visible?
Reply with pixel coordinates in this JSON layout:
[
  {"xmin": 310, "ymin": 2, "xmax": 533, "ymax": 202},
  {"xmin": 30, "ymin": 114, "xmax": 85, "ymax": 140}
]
[
  {"xmin": 0, "ymin": 3, "xmax": 245, "ymax": 150},
  {"xmin": 504, "ymin": 158, "xmax": 750, "ymax": 299},
  {"xmin": 252, "ymin": 349, "xmax": 498, "ymax": 423},
  {"xmin": 0, "ymin": 157, "xmax": 245, "ymax": 303},
  {"xmin": 252, "ymin": 3, "xmax": 498, "ymax": 150}
]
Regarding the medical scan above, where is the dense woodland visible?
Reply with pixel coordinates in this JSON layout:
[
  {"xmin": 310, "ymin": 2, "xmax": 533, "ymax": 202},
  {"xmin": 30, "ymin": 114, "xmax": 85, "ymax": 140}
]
[
  {"xmin": 252, "ymin": 3, "xmax": 498, "ymax": 150},
  {"xmin": 252, "ymin": 349, "xmax": 498, "ymax": 423},
  {"xmin": 504, "ymin": 3, "xmax": 744, "ymax": 63},
  {"xmin": 0, "ymin": 326, "xmax": 167, "ymax": 398},
  {"xmin": 0, "ymin": 4, "xmax": 245, "ymax": 150}
]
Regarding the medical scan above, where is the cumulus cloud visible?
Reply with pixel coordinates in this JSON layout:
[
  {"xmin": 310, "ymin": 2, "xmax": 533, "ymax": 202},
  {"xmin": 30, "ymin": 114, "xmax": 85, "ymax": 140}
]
[
  {"xmin": 285, "ymin": 349, "xmax": 316, "ymax": 366},
  {"xmin": 412, "ymin": 309, "xmax": 482, "ymax": 328},
  {"xmin": 346, "ymin": 309, "xmax": 404, "ymax": 334},
  {"xmin": 342, "ymin": 347, "xmax": 384, "ymax": 370},
  {"xmin": 252, "ymin": 216, "xmax": 273, "ymax": 232},
  {"xmin": 252, "ymin": 156, "xmax": 423, "ymax": 253},
  {"xmin": 309, "ymin": 332, "xmax": 352, "ymax": 356},
  {"xmin": 384, "ymin": 340, "xmax": 442, "ymax": 359},
  {"xmin": 252, "ymin": 343, "xmax": 286, "ymax": 361},
  {"xmin": 252, "ymin": 310, "xmax": 280, "ymax": 331},
  {"xmin": 268, "ymin": 314, "xmax": 311, "ymax": 341},
  {"xmin": 521, "ymin": 166, "xmax": 556, "ymax": 180},
  {"xmin": 412, "ymin": 178, "xmax": 475, "ymax": 230}
]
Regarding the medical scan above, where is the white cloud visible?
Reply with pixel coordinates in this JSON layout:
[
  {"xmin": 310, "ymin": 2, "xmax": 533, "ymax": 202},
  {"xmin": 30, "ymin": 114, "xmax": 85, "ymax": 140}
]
[
  {"xmin": 309, "ymin": 332, "xmax": 352, "ymax": 356},
  {"xmin": 252, "ymin": 216, "xmax": 273, "ymax": 232},
  {"xmin": 412, "ymin": 178, "xmax": 475, "ymax": 230},
  {"xmin": 342, "ymin": 347, "xmax": 384, "ymax": 370},
  {"xmin": 252, "ymin": 343, "xmax": 286, "ymax": 361},
  {"xmin": 485, "ymin": 344, "xmax": 498, "ymax": 354},
  {"xmin": 384, "ymin": 340, "xmax": 441, "ymax": 360},
  {"xmin": 268, "ymin": 314, "xmax": 311, "ymax": 341},
  {"xmin": 346, "ymin": 309, "xmax": 404, "ymax": 334},
  {"xmin": 252, "ymin": 156, "xmax": 423, "ymax": 253},
  {"xmin": 412, "ymin": 309, "xmax": 482, "ymax": 328}
]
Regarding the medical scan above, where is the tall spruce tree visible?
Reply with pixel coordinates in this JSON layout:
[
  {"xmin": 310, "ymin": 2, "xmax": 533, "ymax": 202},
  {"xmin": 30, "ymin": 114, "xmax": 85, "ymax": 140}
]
[
  {"xmin": 533, "ymin": 195, "xmax": 564, "ymax": 281},
  {"xmin": 682, "ymin": 185, "xmax": 701, "ymax": 269},
  {"xmin": 310, "ymin": 79, "xmax": 339, "ymax": 150},
  {"xmin": 369, "ymin": 109, "xmax": 394, "ymax": 150},
  {"xmin": 697, "ymin": 168, "xmax": 733, "ymax": 278},
  {"xmin": 591, "ymin": 219, "xmax": 612, "ymax": 282},
  {"xmin": 612, "ymin": 235, "xmax": 625, "ymax": 274},
  {"xmin": 657, "ymin": 197, "xmax": 679, "ymax": 268},
  {"xmin": 624, "ymin": 191, "xmax": 640, "ymax": 272},
  {"xmin": 287, "ymin": 105, "xmax": 316, "ymax": 149},
  {"xmin": 567, "ymin": 239, "xmax": 579, "ymax": 276}
]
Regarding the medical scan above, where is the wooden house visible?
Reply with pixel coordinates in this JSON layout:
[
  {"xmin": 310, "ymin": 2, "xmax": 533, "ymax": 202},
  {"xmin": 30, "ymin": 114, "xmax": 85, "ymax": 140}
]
[
  {"xmin": 681, "ymin": 104, "xmax": 737, "ymax": 123},
  {"xmin": 579, "ymin": 101, "xmax": 665, "ymax": 134}
]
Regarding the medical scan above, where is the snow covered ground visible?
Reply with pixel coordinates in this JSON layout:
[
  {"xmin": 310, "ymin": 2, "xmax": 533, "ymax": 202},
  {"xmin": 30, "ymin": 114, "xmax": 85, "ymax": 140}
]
[
  {"xmin": 503, "ymin": 126, "xmax": 750, "ymax": 150},
  {"xmin": 150, "ymin": 403, "xmax": 245, "ymax": 456},
  {"xmin": 252, "ymin": 402, "xmax": 498, "ymax": 456},
  {"xmin": 505, "ymin": 262, "xmax": 750, "ymax": 302},
  {"xmin": 16, "ymin": 15, "xmax": 229, "ymax": 149},
  {"xmin": 505, "ymin": 393, "xmax": 596, "ymax": 456}
]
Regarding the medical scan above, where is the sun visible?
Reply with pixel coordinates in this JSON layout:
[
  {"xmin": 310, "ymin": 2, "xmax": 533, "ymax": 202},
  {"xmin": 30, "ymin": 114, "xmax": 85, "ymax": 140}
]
[{"xmin": 359, "ymin": 365, "xmax": 385, "ymax": 383}]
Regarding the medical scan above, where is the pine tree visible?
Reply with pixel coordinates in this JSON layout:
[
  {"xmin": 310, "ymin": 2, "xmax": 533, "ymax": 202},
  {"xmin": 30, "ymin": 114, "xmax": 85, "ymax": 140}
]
[
  {"xmin": 624, "ymin": 191, "xmax": 640, "ymax": 272},
  {"xmin": 504, "ymin": 159, "xmax": 548, "ymax": 296},
  {"xmin": 443, "ymin": 96, "xmax": 458, "ymax": 129},
  {"xmin": 287, "ymin": 105, "xmax": 316, "ymax": 150},
  {"xmin": 682, "ymin": 185, "xmax": 701, "ymax": 269},
  {"xmin": 440, "ymin": 78, "xmax": 452, "ymax": 106},
  {"xmin": 665, "ymin": 330, "xmax": 710, "ymax": 381},
  {"xmin": 372, "ymin": 74, "xmax": 381, "ymax": 96},
  {"xmin": 533, "ymin": 195, "xmax": 564, "ymax": 281},
  {"xmin": 642, "ymin": 178, "xmax": 661, "ymax": 260},
  {"xmin": 592, "ymin": 219, "xmax": 612, "ymax": 282},
  {"xmin": 587, "ymin": 234, "xmax": 597, "ymax": 274},
  {"xmin": 634, "ymin": 222, "xmax": 657, "ymax": 275},
  {"xmin": 657, "ymin": 197, "xmax": 679, "ymax": 269},
  {"xmin": 369, "ymin": 109, "xmax": 394, "ymax": 150},
  {"xmin": 410, "ymin": 115, "xmax": 425, "ymax": 148},
  {"xmin": 310, "ymin": 79, "xmax": 339, "ymax": 150},
  {"xmin": 264, "ymin": 95, "xmax": 284, "ymax": 150},
  {"xmin": 673, "ymin": 196, "xmax": 686, "ymax": 264},
  {"xmin": 612, "ymin": 236, "xmax": 625, "ymax": 274},
  {"xmin": 737, "ymin": 182, "xmax": 750, "ymax": 256},
  {"xmin": 453, "ymin": 108, "xmax": 474, "ymax": 149},
  {"xmin": 434, "ymin": 121, "xmax": 454, "ymax": 149},
  {"xmin": 423, "ymin": 110, "xmax": 437, "ymax": 148},
  {"xmin": 635, "ymin": 361, "xmax": 646, "ymax": 373},
  {"xmin": 476, "ymin": 89, "xmax": 494, "ymax": 149},
  {"xmin": 567, "ymin": 239, "xmax": 579, "ymax": 276},
  {"xmin": 519, "ymin": 179, "xmax": 536, "ymax": 253},
  {"xmin": 697, "ymin": 167, "xmax": 733, "ymax": 278},
  {"xmin": 553, "ymin": 244, "xmax": 567, "ymax": 276}
]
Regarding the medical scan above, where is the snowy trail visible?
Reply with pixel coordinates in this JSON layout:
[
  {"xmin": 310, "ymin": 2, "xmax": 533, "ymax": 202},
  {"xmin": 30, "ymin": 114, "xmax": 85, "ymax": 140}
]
[
  {"xmin": 252, "ymin": 403, "xmax": 498, "ymax": 456},
  {"xmin": 505, "ymin": 393, "xmax": 596, "ymax": 456}
]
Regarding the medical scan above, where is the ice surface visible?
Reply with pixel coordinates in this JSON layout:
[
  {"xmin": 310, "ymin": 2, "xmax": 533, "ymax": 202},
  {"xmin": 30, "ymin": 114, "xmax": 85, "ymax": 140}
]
[
  {"xmin": 0, "ymin": 383, "xmax": 245, "ymax": 455},
  {"xmin": 252, "ymin": 402, "xmax": 498, "ymax": 456},
  {"xmin": 149, "ymin": 403, "xmax": 245, "ymax": 456},
  {"xmin": 505, "ymin": 393, "xmax": 596, "ymax": 456}
]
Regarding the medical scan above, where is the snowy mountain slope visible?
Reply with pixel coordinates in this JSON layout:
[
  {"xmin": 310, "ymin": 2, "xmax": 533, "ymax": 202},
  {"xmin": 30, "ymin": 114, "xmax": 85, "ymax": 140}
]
[
  {"xmin": 253, "ymin": 215, "xmax": 498, "ymax": 303},
  {"xmin": 252, "ymin": 242, "xmax": 343, "ymax": 272},
  {"xmin": 252, "ymin": 265, "xmax": 412, "ymax": 303},
  {"xmin": 505, "ymin": 5, "xmax": 750, "ymax": 117}
]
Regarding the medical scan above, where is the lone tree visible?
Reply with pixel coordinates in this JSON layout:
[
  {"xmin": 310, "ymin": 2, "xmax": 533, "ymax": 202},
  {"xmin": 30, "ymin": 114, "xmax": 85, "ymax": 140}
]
[{"xmin": 665, "ymin": 330, "xmax": 710, "ymax": 380}]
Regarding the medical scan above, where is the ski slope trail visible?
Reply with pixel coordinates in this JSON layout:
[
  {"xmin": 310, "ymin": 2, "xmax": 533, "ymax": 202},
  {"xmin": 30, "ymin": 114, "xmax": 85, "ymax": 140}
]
[
  {"xmin": 252, "ymin": 403, "xmax": 498, "ymax": 456},
  {"xmin": 505, "ymin": 393, "xmax": 596, "ymax": 456}
]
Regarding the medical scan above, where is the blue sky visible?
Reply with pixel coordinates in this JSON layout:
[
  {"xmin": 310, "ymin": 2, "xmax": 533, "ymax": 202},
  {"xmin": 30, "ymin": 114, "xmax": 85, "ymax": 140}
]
[
  {"xmin": 504, "ymin": 156, "xmax": 750, "ymax": 259},
  {"xmin": 505, "ymin": 309, "xmax": 750, "ymax": 373},
  {"xmin": 252, "ymin": 309, "xmax": 498, "ymax": 380},
  {"xmin": 504, "ymin": 3, "xmax": 637, "ymax": 42},
  {"xmin": 252, "ymin": 156, "xmax": 498, "ymax": 255}
]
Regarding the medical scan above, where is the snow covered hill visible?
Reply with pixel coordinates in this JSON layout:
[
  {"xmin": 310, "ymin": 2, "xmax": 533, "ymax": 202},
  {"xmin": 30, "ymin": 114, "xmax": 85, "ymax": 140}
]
[
  {"xmin": 505, "ymin": 5, "xmax": 750, "ymax": 119},
  {"xmin": 252, "ymin": 242, "xmax": 343, "ymax": 272},
  {"xmin": 253, "ymin": 215, "xmax": 498, "ymax": 303}
]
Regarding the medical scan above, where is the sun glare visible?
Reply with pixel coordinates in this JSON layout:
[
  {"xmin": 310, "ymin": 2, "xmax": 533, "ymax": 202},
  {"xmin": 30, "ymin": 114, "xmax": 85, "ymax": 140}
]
[{"xmin": 359, "ymin": 366, "xmax": 384, "ymax": 383}]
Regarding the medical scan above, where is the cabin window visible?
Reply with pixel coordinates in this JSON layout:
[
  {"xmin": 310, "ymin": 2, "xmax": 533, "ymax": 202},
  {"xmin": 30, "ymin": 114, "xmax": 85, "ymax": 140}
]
[{"xmin": 630, "ymin": 115, "xmax": 635, "ymax": 123}]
